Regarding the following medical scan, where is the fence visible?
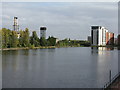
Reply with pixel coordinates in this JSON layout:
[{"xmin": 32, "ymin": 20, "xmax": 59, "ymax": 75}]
[{"xmin": 103, "ymin": 72, "xmax": 120, "ymax": 89}]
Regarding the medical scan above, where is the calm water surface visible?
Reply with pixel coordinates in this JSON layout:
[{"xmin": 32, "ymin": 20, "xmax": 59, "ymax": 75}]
[{"xmin": 2, "ymin": 47, "xmax": 118, "ymax": 88}]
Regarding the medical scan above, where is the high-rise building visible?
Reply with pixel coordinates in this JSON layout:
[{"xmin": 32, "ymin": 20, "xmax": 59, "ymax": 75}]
[
  {"xmin": 91, "ymin": 26, "xmax": 114, "ymax": 46},
  {"xmin": 91, "ymin": 26, "xmax": 108, "ymax": 46},
  {"xmin": 40, "ymin": 27, "xmax": 47, "ymax": 38},
  {"xmin": 13, "ymin": 17, "xmax": 19, "ymax": 32}
]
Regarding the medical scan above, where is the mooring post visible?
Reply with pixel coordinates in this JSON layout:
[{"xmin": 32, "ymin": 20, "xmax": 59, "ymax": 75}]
[
  {"xmin": 109, "ymin": 70, "xmax": 111, "ymax": 89},
  {"xmin": 109, "ymin": 70, "xmax": 111, "ymax": 83}
]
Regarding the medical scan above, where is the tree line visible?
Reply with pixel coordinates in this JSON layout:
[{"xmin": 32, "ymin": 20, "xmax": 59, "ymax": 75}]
[
  {"xmin": 1, "ymin": 28, "xmax": 57, "ymax": 48},
  {"xmin": 0, "ymin": 28, "xmax": 91, "ymax": 48}
]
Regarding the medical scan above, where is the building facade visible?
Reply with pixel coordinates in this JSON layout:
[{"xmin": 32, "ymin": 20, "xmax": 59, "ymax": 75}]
[
  {"xmin": 118, "ymin": 34, "xmax": 120, "ymax": 46},
  {"xmin": 91, "ymin": 26, "xmax": 108, "ymax": 46},
  {"xmin": 106, "ymin": 32, "xmax": 114, "ymax": 45},
  {"xmin": 91, "ymin": 26, "xmax": 114, "ymax": 46},
  {"xmin": 40, "ymin": 27, "xmax": 47, "ymax": 38},
  {"xmin": 87, "ymin": 36, "xmax": 91, "ymax": 43}
]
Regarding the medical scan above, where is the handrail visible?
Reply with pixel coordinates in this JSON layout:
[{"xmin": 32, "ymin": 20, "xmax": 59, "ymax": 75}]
[{"xmin": 103, "ymin": 72, "xmax": 120, "ymax": 89}]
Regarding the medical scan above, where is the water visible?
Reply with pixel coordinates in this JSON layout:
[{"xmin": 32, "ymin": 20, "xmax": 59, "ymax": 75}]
[{"xmin": 2, "ymin": 47, "xmax": 118, "ymax": 88}]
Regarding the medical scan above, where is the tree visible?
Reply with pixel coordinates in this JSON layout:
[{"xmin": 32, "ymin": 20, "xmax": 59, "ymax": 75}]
[
  {"xmin": 11, "ymin": 31, "xmax": 19, "ymax": 47},
  {"xmin": 23, "ymin": 28, "xmax": 30, "ymax": 47},
  {"xmin": 47, "ymin": 36, "xmax": 56, "ymax": 46},
  {"xmin": 18, "ymin": 30, "xmax": 24, "ymax": 47},
  {"xmin": 40, "ymin": 37, "xmax": 47, "ymax": 46},
  {"xmin": 30, "ymin": 31, "xmax": 39, "ymax": 47},
  {"xmin": 0, "ymin": 29, "xmax": 2, "ymax": 49},
  {"xmin": 2, "ymin": 28, "xmax": 10, "ymax": 48}
]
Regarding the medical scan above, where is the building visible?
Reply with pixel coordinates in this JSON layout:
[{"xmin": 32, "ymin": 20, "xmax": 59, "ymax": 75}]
[
  {"xmin": 56, "ymin": 38, "xmax": 59, "ymax": 43},
  {"xmin": 87, "ymin": 36, "xmax": 91, "ymax": 44},
  {"xmin": 40, "ymin": 27, "xmax": 47, "ymax": 38},
  {"xmin": 106, "ymin": 32, "xmax": 114, "ymax": 45},
  {"xmin": 91, "ymin": 26, "xmax": 108, "ymax": 46},
  {"xmin": 118, "ymin": 34, "xmax": 120, "ymax": 46},
  {"xmin": 114, "ymin": 38, "xmax": 118, "ymax": 45},
  {"xmin": 13, "ymin": 17, "xmax": 19, "ymax": 32},
  {"xmin": 91, "ymin": 26, "xmax": 114, "ymax": 46},
  {"xmin": 13, "ymin": 17, "xmax": 20, "ymax": 38}
]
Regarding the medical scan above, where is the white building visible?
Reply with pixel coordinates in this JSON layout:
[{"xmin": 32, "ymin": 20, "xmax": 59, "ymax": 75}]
[
  {"xmin": 40, "ymin": 27, "xmax": 47, "ymax": 38},
  {"xmin": 91, "ymin": 26, "xmax": 108, "ymax": 46}
]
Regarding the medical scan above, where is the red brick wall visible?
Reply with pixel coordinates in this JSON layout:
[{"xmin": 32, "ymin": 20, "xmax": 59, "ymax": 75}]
[
  {"xmin": 106, "ymin": 32, "xmax": 114, "ymax": 45},
  {"xmin": 109, "ymin": 33, "xmax": 114, "ymax": 45},
  {"xmin": 106, "ymin": 32, "xmax": 109, "ymax": 45}
]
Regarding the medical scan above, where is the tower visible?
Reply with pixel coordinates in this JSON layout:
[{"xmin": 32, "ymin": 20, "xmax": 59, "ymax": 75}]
[
  {"xmin": 13, "ymin": 17, "xmax": 19, "ymax": 32},
  {"xmin": 40, "ymin": 27, "xmax": 47, "ymax": 38},
  {"xmin": 13, "ymin": 17, "xmax": 20, "ymax": 38}
]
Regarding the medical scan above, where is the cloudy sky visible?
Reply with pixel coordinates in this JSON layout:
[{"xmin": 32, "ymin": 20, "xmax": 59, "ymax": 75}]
[{"xmin": 2, "ymin": 2, "xmax": 118, "ymax": 40}]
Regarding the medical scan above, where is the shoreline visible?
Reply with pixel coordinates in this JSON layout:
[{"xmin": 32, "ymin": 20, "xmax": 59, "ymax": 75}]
[
  {"xmin": 1, "ymin": 45, "xmax": 119, "ymax": 51},
  {"xmin": 1, "ymin": 46, "xmax": 56, "ymax": 51}
]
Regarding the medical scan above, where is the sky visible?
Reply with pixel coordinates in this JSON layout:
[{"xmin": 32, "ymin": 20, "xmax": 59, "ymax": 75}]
[{"xmin": 2, "ymin": 2, "xmax": 118, "ymax": 40}]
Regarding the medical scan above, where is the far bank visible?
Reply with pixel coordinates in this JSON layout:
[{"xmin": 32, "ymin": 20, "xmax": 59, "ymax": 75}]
[{"xmin": 1, "ymin": 45, "xmax": 120, "ymax": 51}]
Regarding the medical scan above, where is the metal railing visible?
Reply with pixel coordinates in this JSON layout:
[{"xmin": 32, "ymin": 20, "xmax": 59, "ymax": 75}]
[{"xmin": 103, "ymin": 72, "xmax": 120, "ymax": 89}]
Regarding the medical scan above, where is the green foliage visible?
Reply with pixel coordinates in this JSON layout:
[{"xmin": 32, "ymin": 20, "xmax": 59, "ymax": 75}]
[
  {"xmin": 1, "ymin": 28, "xmax": 91, "ymax": 49},
  {"xmin": 19, "ymin": 28, "xmax": 30, "ymax": 47},
  {"xmin": 29, "ymin": 44, "xmax": 35, "ymax": 49},
  {"xmin": 10, "ymin": 31, "xmax": 19, "ymax": 47},
  {"xmin": 30, "ymin": 31, "xmax": 39, "ymax": 47},
  {"xmin": 1, "ymin": 28, "xmax": 19, "ymax": 48},
  {"xmin": 0, "ymin": 29, "xmax": 2, "ymax": 49},
  {"xmin": 23, "ymin": 28, "xmax": 30, "ymax": 47},
  {"xmin": 47, "ymin": 36, "xmax": 56, "ymax": 46},
  {"xmin": 2, "ymin": 28, "xmax": 10, "ymax": 48},
  {"xmin": 40, "ymin": 37, "xmax": 47, "ymax": 46},
  {"xmin": 56, "ymin": 39, "xmax": 91, "ymax": 47}
]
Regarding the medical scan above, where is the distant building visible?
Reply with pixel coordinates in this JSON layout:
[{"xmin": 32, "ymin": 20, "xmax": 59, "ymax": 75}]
[
  {"xmin": 13, "ymin": 17, "xmax": 20, "ymax": 38},
  {"xmin": 55, "ymin": 38, "xmax": 59, "ymax": 43},
  {"xmin": 91, "ymin": 26, "xmax": 114, "ymax": 46},
  {"xmin": 13, "ymin": 17, "xmax": 19, "ymax": 32},
  {"xmin": 40, "ymin": 27, "xmax": 47, "ymax": 38},
  {"xmin": 106, "ymin": 32, "xmax": 114, "ymax": 45},
  {"xmin": 118, "ymin": 34, "xmax": 120, "ymax": 45},
  {"xmin": 114, "ymin": 38, "xmax": 118, "ymax": 45},
  {"xmin": 87, "ymin": 36, "xmax": 91, "ymax": 44}
]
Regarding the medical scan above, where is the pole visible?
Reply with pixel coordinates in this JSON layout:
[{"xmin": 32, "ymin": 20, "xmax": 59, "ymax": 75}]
[
  {"xmin": 109, "ymin": 70, "xmax": 111, "ymax": 89},
  {"xmin": 109, "ymin": 70, "xmax": 111, "ymax": 83}
]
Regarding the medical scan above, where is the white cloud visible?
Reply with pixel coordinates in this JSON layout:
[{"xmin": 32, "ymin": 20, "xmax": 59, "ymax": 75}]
[{"xmin": 2, "ymin": 2, "xmax": 118, "ymax": 39}]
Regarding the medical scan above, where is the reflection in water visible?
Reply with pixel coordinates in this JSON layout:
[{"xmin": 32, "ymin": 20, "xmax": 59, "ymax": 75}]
[
  {"xmin": 91, "ymin": 47, "xmax": 114, "ymax": 55},
  {"xmin": 91, "ymin": 47, "xmax": 118, "ymax": 86},
  {"xmin": 2, "ymin": 50, "xmax": 19, "ymax": 55},
  {"xmin": 2, "ymin": 50, "xmax": 19, "ymax": 71},
  {"xmin": 2, "ymin": 48, "xmax": 118, "ymax": 88},
  {"xmin": 118, "ymin": 47, "xmax": 120, "ymax": 50}
]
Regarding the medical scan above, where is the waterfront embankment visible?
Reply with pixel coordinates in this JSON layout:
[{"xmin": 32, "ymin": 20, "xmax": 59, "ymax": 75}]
[
  {"xmin": 104, "ymin": 72, "xmax": 120, "ymax": 90},
  {"xmin": 1, "ymin": 45, "xmax": 120, "ymax": 51},
  {"xmin": 1, "ymin": 46, "xmax": 56, "ymax": 51}
]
